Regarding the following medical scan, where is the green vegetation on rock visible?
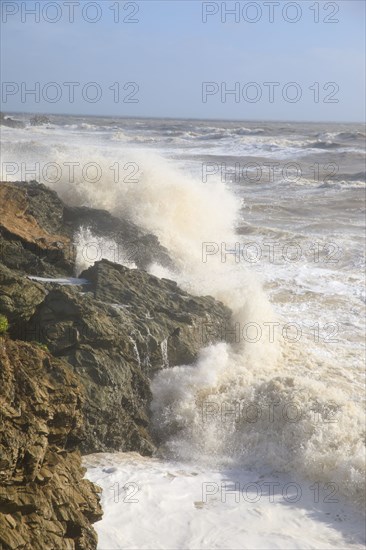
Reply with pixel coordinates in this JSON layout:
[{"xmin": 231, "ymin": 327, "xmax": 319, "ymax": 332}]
[
  {"xmin": 33, "ymin": 341, "xmax": 49, "ymax": 352},
  {"xmin": 0, "ymin": 314, "xmax": 9, "ymax": 334}
]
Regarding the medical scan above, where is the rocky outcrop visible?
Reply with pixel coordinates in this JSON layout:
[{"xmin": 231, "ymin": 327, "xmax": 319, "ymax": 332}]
[
  {"xmin": 13, "ymin": 260, "xmax": 231, "ymax": 454},
  {"xmin": 0, "ymin": 181, "xmax": 232, "ymax": 455},
  {"xmin": 80, "ymin": 260, "xmax": 231, "ymax": 369},
  {"xmin": 0, "ymin": 180, "xmax": 234, "ymax": 547},
  {"xmin": 64, "ymin": 206, "xmax": 173, "ymax": 271},
  {"xmin": 0, "ymin": 181, "xmax": 172, "ymax": 275},
  {"xmin": 0, "ymin": 182, "xmax": 74, "ymax": 277},
  {"xmin": 0, "ymin": 338, "xmax": 102, "ymax": 549}
]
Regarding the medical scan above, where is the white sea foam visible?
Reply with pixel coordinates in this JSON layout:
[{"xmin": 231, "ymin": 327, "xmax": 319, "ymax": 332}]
[{"xmin": 84, "ymin": 452, "xmax": 366, "ymax": 550}]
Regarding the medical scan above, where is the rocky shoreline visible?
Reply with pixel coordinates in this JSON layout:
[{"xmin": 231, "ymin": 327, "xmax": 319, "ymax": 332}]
[{"xmin": 0, "ymin": 181, "xmax": 232, "ymax": 548}]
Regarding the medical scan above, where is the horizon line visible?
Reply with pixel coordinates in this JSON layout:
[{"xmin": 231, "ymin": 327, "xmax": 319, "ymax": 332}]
[{"xmin": 2, "ymin": 110, "xmax": 365, "ymax": 126}]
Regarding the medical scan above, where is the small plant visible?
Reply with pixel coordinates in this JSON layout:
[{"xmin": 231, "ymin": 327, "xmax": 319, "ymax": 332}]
[
  {"xmin": 33, "ymin": 342, "xmax": 49, "ymax": 352},
  {"xmin": 0, "ymin": 315, "xmax": 9, "ymax": 335}
]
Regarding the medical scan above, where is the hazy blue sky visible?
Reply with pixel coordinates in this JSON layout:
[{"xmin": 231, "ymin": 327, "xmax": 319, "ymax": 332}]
[{"xmin": 1, "ymin": 0, "xmax": 365, "ymax": 121}]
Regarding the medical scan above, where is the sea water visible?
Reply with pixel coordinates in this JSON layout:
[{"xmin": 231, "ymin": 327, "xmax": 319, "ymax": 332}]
[{"xmin": 1, "ymin": 115, "xmax": 365, "ymax": 548}]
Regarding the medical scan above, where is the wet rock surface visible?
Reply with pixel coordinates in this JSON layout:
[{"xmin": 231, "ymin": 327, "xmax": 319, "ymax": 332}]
[{"xmin": 13, "ymin": 259, "xmax": 231, "ymax": 454}]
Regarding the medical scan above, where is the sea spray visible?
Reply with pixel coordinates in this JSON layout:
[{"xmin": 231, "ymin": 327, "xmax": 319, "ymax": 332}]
[{"xmin": 74, "ymin": 226, "xmax": 137, "ymax": 274}]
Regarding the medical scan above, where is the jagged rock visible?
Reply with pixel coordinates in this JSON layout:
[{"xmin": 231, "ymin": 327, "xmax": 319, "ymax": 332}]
[
  {"xmin": 0, "ymin": 338, "xmax": 102, "ymax": 550},
  {"xmin": 0, "ymin": 181, "xmax": 74, "ymax": 276},
  {"xmin": 0, "ymin": 181, "xmax": 173, "ymax": 275},
  {"xmin": 63, "ymin": 207, "xmax": 173, "ymax": 271},
  {"xmin": 13, "ymin": 260, "xmax": 231, "ymax": 454},
  {"xmin": 0, "ymin": 264, "xmax": 47, "ymax": 324},
  {"xmin": 80, "ymin": 260, "xmax": 231, "ymax": 368},
  {"xmin": 0, "ymin": 180, "xmax": 235, "ymax": 545}
]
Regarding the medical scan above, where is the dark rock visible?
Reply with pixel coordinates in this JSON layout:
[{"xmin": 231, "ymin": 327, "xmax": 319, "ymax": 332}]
[
  {"xmin": 15, "ymin": 260, "xmax": 231, "ymax": 454},
  {"xmin": 80, "ymin": 260, "xmax": 231, "ymax": 369},
  {"xmin": 0, "ymin": 181, "xmax": 173, "ymax": 275},
  {"xmin": 63, "ymin": 205, "xmax": 174, "ymax": 271}
]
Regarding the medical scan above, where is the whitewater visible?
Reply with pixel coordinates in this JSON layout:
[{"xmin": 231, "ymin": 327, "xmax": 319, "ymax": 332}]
[{"xmin": 1, "ymin": 115, "xmax": 365, "ymax": 548}]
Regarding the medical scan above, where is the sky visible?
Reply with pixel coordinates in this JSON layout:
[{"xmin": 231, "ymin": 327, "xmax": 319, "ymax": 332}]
[{"xmin": 0, "ymin": 0, "xmax": 365, "ymax": 122}]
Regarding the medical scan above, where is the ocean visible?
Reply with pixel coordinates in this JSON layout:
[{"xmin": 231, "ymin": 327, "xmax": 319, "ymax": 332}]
[{"xmin": 1, "ymin": 114, "xmax": 365, "ymax": 549}]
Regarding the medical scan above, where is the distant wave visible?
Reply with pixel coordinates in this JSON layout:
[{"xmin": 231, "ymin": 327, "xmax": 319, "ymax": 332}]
[
  {"xmin": 231, "ymin": 127, "xmax": 265, "ymax": 136},
  {"xmin": 316, "ymin": 131, "xmax": 365, "ymax": 141},
  {"xmin": 306, "ymin": 140, "xmax": 342, "ymax": 150},
  {"xmin": 329, "ymin": 171, "xmax": 366, "ymax": 183},
  {"xmin": 337, "ymin": 131, "xmax": 365, "ymax": 140}
]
